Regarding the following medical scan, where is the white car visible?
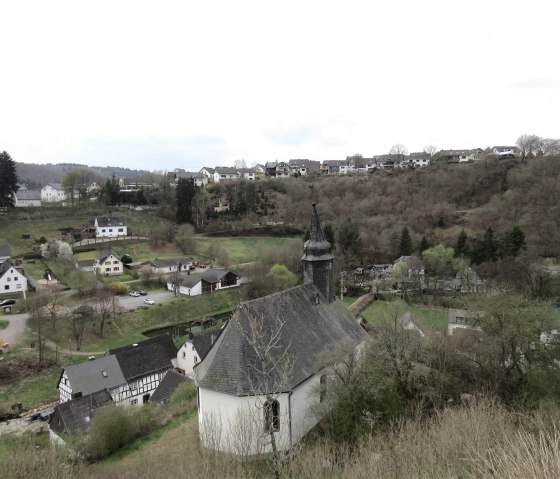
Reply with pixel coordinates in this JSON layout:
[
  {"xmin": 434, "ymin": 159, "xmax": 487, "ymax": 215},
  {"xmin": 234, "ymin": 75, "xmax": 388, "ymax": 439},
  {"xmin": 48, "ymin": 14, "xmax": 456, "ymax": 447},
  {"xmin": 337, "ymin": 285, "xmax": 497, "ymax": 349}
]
[
  {"xmin": 129, "ymin": 291, "xmax": 140, "ymax": 297},
  {"xmin": 143, "ymin": 298, "xmax": 155, "ymax": 305}
]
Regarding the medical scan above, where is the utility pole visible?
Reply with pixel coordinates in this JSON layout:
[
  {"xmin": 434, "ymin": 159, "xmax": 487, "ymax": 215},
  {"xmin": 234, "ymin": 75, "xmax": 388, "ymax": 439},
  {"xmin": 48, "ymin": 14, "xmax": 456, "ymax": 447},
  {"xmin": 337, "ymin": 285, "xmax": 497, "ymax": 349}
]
[{"xmin": 340, "ymin": 271, "xmax": 346, "ymax": 301}]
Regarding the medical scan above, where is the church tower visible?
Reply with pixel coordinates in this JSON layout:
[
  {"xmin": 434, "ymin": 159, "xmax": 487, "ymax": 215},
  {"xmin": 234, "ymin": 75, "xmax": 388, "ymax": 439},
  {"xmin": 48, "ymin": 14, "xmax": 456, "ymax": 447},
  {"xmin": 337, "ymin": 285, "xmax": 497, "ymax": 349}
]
[{"xmin": 301, "ymin": 203, "xmax": 335, "ymax": 302}]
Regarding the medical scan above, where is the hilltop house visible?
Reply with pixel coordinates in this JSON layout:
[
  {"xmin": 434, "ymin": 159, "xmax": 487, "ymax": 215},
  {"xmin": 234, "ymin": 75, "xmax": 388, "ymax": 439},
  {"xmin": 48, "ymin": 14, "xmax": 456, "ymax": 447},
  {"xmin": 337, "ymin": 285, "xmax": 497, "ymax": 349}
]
[
  {"xmin": 492, "ymin": 146, "xmax": 519, "ymax": 158},
  {"xmin": 194, "ymin": 205, "xmax": 366, "ymax": 455},
  {"xmin": 170, "ymin": 169, "xmax": 208, "ymax": 187},
  {"xmin": 437, "ymin": 149, "xmax": 479, "ymax": 163},
  {"xmin": 0, "ymin": 261, "xmax": 27, "ymax": 295},
  {"xmin": 213, "ymin": 167, "xmax": 239, "ymax": 183},
  {"xmin": 94, "ymin": 217, "xmax": 128, "ymax": 238}
]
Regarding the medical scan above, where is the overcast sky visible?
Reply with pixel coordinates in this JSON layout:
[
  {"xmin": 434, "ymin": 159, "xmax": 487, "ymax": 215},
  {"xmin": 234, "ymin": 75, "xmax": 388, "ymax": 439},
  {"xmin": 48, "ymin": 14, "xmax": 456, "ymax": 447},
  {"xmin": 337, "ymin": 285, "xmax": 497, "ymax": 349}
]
[{"xmin": 2, "ymin": 1, "xmax": 559, "ymax": 172}]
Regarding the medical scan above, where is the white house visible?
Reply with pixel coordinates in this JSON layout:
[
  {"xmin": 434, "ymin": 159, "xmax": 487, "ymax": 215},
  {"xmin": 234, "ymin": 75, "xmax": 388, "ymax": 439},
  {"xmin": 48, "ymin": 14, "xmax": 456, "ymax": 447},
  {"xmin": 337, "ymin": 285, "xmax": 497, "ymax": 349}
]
[
  {"xmin": 94, "ymin": 217, "xmax": 128, "ymax": 238},
  {"xmin": 238, "ymin": 168, "xmax": 256, "ymax": 180},
  {"xmin": 41, "ymin": 183, "xmax": 66, "ymax": 202},
  {"xmin": 437, "ymin": 149, "xmax": 479, "ymax": 163},
  {"xmin": 0, "ymin": 245, "xmax": 10, "ymax": 264},
  {"xmin": 170, "ymin": 169, "xmax": 208, "ymax": 187},
  {"xmin": 176, "ymin": 330, "xmax": 223, "ymax": 377},
  {"xmin": 194, "ymin": 205, "xmax": 366, "ymax": 456},
  {"xmin": 492, "ymin": 146, "xmax": 519, "ymax": 158},
  {"xmin": 94, "ymin": 250, "xmax": 124, "ymax": 276},
  {"xmin": 0, "ymin": 261, "xmax": 27, "ymax": 295},
  {"xmin": 213, "ymin": 167, "xmax": 239, "ymax": 183},
  {"xmin": 199, "ymin": 167, "xmax": 215, "ymax": 180},
  {"xmin": 167, "ymin": 268, "xmax": 240, "ymax": 296},
  {"xmin": 141, "ymin": 257, "xmax": 194, "ymax": 275},
  {"xmin": 15, "ymin": 189, "xmax": 42, "ymax": 207}
]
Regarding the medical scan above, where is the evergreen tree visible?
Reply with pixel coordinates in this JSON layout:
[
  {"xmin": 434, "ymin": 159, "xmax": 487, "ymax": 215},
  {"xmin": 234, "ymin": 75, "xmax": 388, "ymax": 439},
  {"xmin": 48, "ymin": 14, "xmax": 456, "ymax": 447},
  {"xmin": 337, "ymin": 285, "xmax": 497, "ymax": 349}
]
[
  {"xmin": 324, "ymin": 223, "xmax": 336, "ymax": 249},
  {"xmin": 176, "ymin": 178, "xmax": 197, "ymax": 224},
  {"xmin": 0, "ymin": 151, "xmax": 19, "ymax": 208},
  {"xmin": 482, "ymin": 227, "xmax": 498, "ymax": 262},
  {"xmin": 501, "ymin": 226, "xmax": 525, "ymax": 257},
  {"xmin": 454, "ymin": 230, "xmax": 470, "ymax": 258},
  {"xmin": 399, "ymin": 227, "xmax": 414, "ymax": 256},
  {"xmin": 418, "ymin": 235, "xmax": 431, "ymax": 254},
  {"xmin": 338, "ymin": 218, "xmax": 363, "ymax": 259}
]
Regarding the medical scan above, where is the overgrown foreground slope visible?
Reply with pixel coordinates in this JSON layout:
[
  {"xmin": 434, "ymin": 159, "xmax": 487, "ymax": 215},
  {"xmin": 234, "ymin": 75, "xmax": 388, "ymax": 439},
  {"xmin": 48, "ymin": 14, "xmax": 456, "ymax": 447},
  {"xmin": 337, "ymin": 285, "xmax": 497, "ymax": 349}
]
[{"xmin": 4, "ymin": 398, "xmax": 560, "ymax": 479}]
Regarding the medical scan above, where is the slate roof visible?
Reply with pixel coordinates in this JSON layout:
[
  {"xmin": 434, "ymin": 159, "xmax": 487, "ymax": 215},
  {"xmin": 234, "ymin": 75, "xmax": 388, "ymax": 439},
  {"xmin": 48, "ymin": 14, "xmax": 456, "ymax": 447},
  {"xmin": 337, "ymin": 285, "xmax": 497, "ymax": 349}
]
[
  {"xmin": 0, "ymin": 245, "xmax": 10, "ymax": 257},
  {"xmin": 61, "ymin": 355, "xmax": 126, "ymax": 396},
  {"xmin": 195, "ymin": 283, "xmax": 366, "ymax": 396},
  {"xmin": 97, "ymin": 250, "xmax": 115, "ymax": 263},
  {"xmin": 76, "ymin": 259, "xmax": 95, "ymax": 269},
  {"xmin": 95, "ymin": 217, "xmax": 127, "ymax": 227},
  {"xmin": 302, "ymin": 204, "xmax": 334, "ymax": 262},
  {"xmin": 49, "ymin": 390, "xmax": 113, "ymax": 435},
  {"xmin": 16, "ymin": 189, "xmax": 42, "ymax": 200},
  {"xmin": 176, "ymin": 272, "xmax": 206, "ymax": 288},
  {"xmin": 108, "ymin": 334, "xmax": 176, "ymax": 381},
  {"xmin": 202, "ymin": 268, "xmax": 237, "ymax": 284},
  {"xmin": 215, "ymin": 167, "xmax": 238, "ymax": 175},
  {"xmin": 149, "ymin": 370, "xmax": 191, "ymax": 404},
  {"xmin": 143, "ymin": 258, "xmax": 192, "ymax": 269},
  {"xmin": 200, "ymin": 167, "xmax": 215, "ymax": 174},
  {"xmin": 0, "ymin": 260, "xmax": 19, "ymax": 278},
  {"xmin": 191, "ymin": 329, "xmax": 225, "ymax": 361}
]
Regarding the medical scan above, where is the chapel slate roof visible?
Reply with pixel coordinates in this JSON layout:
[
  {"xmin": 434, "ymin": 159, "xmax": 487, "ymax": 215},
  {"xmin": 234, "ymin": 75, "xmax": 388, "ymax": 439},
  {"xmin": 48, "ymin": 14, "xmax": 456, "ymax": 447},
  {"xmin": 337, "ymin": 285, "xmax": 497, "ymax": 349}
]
[
  {"xmin": 61, "ymin": 355, "xmax": 126, "ymax": 397},
  {"xmin": 149, "ymin": 370, "xmax": 191, "ymax": 404},
  {"xmin": 49, "ymin": 390, "xmax": 113, "ymax": 435},
  {"xmin": 195, "ymin": 283, "xmax": 366, "ymax": 396},
  {"xmin": 191, "ymin": 329, "xmax": 225, "ymax": 361},
  {"xmin": 108, "ymin": 334, "xmax": 176, "ymax": 381}
]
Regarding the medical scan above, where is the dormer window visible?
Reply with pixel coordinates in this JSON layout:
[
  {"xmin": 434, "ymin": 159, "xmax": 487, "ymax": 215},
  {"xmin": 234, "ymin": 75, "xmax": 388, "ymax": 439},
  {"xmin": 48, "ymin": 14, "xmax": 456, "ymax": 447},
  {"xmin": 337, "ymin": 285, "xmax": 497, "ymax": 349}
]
[{"xmin": 102, "ymin": 371, "xmax": 108, "ymax": 377}]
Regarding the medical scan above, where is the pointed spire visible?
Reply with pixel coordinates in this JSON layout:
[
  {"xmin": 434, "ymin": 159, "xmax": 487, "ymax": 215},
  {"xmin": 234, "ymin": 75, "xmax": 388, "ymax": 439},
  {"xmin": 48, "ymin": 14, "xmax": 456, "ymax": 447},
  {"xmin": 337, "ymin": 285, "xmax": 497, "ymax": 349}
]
[{"xmin": 302, "ymin": 203, "xmax": 333, "ymax": 261}]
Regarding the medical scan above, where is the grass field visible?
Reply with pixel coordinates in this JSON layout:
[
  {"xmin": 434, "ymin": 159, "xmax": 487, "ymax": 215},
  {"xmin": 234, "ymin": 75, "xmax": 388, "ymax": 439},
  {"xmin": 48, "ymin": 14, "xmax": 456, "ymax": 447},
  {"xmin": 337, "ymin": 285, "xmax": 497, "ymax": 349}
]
[
  {"xmin": 33, "ymin": 288, "xmax": 241, "ymax": 353},
  {"xmin": 362, "ymin": 300, "xmax": 448, "ymax": 330},
  {"xmin": 0, "ymin": 320, "xmax": 8, "ymax": 329}
]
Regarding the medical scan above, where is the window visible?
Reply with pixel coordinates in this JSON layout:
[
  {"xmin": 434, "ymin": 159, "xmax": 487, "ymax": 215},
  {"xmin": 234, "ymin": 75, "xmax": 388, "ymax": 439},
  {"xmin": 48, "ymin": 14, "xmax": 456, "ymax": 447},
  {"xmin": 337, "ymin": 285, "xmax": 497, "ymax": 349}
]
[
  {"xmin": 118, "ymin": 228, "xmax": 123, "ymax": 232},
  {"xmin": 109, "ymin": 229, "xmax": 113, "ymax": 232},
  {"xmin": 182, "ymin": 351, "xmax": 186, "ymax": 359},
  {"xmin": 264, "ymin": 399, "xmax": 280, "ymax": 432},
  {"xmin": 131, "ymin": 398, "xmax": 138, "ymax": 405},
  {"xmin": 130, "ymin": 382, "xmax": 137, "ymax": 390},
  {"xmin": 105, "ymin": 261, "xmax": 111, "ymax": 265},
  {"xmin": 102, "ymin": 229, "xmax": 106, "ymax": 233},
  {"xmin": 114, "ymin": 267, "xmax": 119, "ymax": 271},
  {"xmin": 113, "ymin": 260, "xmax": 119, "ymax": 264},
  {"xmin": 4, "ymin": 285, "xmax": 9, "ymax": 290},
  {"xmin": 6, "ymin": 277, "xmax": 10, "ymax": 282},
  {"xmin": 16, "ymin": 284, "xmax": 21, "ymax": 289}
]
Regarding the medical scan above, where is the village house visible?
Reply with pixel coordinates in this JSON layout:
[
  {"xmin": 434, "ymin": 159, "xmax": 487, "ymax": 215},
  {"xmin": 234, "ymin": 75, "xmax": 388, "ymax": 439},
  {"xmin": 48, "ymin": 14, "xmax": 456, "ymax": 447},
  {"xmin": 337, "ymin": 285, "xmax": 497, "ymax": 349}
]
[
  {"xmin": 169, "ymin": 169, "xmax": 208, "ymax": 187},
  {"xmin": 95, "ymin": 250, "xmax": 124, "ymax": 276},
  {"xmin": 452, "ymin": 267, "xmax": 486, "ymax": 293},
  {"xmin": 491, "ymin": 146, "xmax": 519, "ymax": 158},
  {"xmin": 213, "ymin": 167, "xmax": 239, "ymax": 183},
  {"xmin": 238, "ymin": 168, "xmax": 257, "ymax": 180},
  {"xmin": 194, "ymin": 204, "xmax": 366, "ymax": 456},
  {"xmin": 141, "ymin": 257, "xmax": 194, "ymax": 275},
  {"xmin": 214, "ymin": 195, "xmax": 230, "ymax": 213},
  {"xmin": 176, "ymin": 329, "xmax": 224, "ymax": 377},
  {"xmin": 15, "ymin": 189, "xmax": 42, "ymax": 207},
  {"xmin": 119, "ymin": 176, "xmax": 154, "ymax": 191},
  {"xmin": 437, "ymin": 149, "xmax": 479, "ymax": 163},
  {"xmin": 41, "ymin": 182, "xmax": 66, "ymax": 202},
  {"xmin": 94, "ymin": 217, "xmax": 128, "ymax": 238},
  {"xmin": 0, "ymin": 260, "xmax": 27, "ymax": 295},
  {"xmin": 167, "ymin": 268, "xmax": 240, "ymax": 296},
  {"xmin": 288, "ymin": 159, "xmax": 321, "ymax": 176},
  {"xmin": 265, "ymin": 161, "xmax": 290, "ymax": 178}
]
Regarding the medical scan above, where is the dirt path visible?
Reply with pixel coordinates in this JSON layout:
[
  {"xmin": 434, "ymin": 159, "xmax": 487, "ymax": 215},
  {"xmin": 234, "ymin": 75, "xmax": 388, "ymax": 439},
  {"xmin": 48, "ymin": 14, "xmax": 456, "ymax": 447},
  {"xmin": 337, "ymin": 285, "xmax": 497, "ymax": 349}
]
[{"xmin": 1, "ymin": 312, "xmax": 28, "ymax": 347}]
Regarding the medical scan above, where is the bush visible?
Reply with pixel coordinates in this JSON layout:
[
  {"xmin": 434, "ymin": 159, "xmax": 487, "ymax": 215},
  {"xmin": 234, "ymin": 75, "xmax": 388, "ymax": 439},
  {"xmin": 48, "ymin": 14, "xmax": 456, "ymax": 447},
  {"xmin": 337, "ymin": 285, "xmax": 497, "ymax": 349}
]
[
  {"xmin": 80, "ymin": 406, "xmax": 137, "ymax": 460},
  {"xmin": 170, "ymin": 382, "xmax": 197, "ymax": 406},
  {"xmin": 111, "ymin": 282, "xmax": 129, "ymax": 295}
]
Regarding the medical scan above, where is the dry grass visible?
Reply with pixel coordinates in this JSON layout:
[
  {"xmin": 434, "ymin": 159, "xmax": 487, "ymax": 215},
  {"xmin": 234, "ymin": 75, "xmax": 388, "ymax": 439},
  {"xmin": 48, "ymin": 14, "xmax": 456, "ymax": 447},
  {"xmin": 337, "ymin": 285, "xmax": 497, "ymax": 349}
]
[{"xmin": 5, "ymin": 398, "xmax": 560, "ymax": 479}]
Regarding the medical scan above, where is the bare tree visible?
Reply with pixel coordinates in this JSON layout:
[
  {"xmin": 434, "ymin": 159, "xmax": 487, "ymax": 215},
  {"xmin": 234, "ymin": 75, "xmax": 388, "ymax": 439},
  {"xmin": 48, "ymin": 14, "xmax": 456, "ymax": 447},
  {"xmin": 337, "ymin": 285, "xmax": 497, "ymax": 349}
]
[
  {"xmin": 516, "ymin": 134, "xmax": 542, "ymax": 159},
  {"xmin": 68, "ymin": 304, "xmax": 94, "ymax": 350},
  {"xmin": 236, "ymin": 313, "xmax": 294, "ymax": 479},
  {"xmin": 423, "ymin": 144, "xmax": 438, "ymax": 157},
  {"xmin": 27, "ymin": 293, "xmax": 50, "ymax": 367},
  {"xmin": 390, "ymin": 144, "xmax": 408, "ymax": 155},
  {"xmin": 93, "ymin": 285, "xmax": 115, "ymax": 337}
]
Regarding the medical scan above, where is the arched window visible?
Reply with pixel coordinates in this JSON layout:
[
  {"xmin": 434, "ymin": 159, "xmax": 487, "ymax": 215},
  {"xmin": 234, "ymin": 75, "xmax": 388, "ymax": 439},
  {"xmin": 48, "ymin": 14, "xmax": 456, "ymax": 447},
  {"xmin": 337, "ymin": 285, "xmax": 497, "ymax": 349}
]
[{"xmin": 264, "ymin": 398, "xmax": 280, "ymax": 432}]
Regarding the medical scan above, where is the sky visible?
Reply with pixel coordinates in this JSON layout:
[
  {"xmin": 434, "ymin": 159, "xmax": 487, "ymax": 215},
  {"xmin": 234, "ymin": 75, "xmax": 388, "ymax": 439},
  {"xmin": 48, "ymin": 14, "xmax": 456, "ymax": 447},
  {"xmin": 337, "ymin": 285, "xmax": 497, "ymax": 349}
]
[{"xmin": 2, "ymin": 1, "xmax": 559, "ymax": 172}]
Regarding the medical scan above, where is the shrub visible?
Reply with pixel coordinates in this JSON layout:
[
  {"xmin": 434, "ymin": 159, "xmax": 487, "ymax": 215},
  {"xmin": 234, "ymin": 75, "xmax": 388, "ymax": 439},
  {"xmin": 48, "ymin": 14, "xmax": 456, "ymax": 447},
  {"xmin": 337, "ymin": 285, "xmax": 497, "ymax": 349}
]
[
  {"xmin": 170, "ymin": 382, "xmax": 197, "ymax": 406},
  {"xmin": 111, "ymin": 282, "xmax": 129, "ymax": 295}
]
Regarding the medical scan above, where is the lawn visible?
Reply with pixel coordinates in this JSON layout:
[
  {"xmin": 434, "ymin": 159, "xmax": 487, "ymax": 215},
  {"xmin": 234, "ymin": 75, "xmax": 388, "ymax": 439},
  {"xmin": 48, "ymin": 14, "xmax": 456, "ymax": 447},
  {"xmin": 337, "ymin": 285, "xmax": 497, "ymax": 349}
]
[
  {"xmin": 0, "ymin": 353, "xmax": 85, "ymax": 409},
  {"xmin": 0, "ymin": 320, "xmax": 8, "ymax": 329},
  {"xmin": 362, "ymin": 300, "xmax": 448, "ymax": 330}
]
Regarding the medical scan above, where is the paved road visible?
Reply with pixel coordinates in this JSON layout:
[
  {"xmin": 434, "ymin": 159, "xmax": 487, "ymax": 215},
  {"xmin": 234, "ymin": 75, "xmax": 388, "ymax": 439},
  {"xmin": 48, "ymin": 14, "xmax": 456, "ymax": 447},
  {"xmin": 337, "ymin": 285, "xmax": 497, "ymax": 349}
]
[
  {"xmin": 0, "ymin": 312, "xmax": 28, "ymax": 347},
  {"xmin": 116, "ymin": 288, "xmax": 176, "ymax": 310}
]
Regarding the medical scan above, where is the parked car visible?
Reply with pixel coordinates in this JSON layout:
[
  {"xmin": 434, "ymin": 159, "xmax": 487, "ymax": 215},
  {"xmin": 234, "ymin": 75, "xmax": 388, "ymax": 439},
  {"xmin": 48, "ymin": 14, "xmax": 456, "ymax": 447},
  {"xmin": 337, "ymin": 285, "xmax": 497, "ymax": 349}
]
[
  {"xmin": 138, "ymin": 290, "xmax": 148, "ymax": 296},
  {"xmin": 0, "ymin": 299, "xmax": 16, "ymax": 306},
  {"xmin": 144, "ymin": 298, "xmax": 155, "ymax": 305},
  {"xmin": 129, "ymin": 291, "xmax": 140, "ymax": 297}
]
